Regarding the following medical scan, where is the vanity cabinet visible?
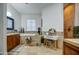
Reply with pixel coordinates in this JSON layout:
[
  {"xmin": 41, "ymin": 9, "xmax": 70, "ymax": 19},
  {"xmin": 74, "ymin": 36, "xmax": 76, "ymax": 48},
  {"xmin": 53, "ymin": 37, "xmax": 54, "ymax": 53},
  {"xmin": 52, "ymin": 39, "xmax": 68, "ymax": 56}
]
[
  {"xmin": 64, "ymin": 42, "xmax": 79, "ymax": 55},
  {"xmin": 7, "ymin": 34, "xmax": 20, "ymax": 52}
]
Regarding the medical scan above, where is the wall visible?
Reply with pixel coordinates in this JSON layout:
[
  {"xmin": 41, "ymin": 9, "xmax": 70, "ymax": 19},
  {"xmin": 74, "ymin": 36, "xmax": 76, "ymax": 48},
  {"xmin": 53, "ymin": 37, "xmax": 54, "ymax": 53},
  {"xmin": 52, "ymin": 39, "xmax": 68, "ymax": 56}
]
[
  {"xmin": 21, "ymin": 14, "xmax": 41, "ymax": 31},
  {"xmin": 75, "ymin": 4, "xmax": 79, "ymax": 26},
  {"xmin": 0, "ymin": 4, "xmax": 7, "ymax": 54},
  {"xmin": 7, "ymin": 4, "xmax": 21, "ymax": 31},
  {"xmin": 41, "ymin": 4, "xmax": 63, "ymax": 32}
]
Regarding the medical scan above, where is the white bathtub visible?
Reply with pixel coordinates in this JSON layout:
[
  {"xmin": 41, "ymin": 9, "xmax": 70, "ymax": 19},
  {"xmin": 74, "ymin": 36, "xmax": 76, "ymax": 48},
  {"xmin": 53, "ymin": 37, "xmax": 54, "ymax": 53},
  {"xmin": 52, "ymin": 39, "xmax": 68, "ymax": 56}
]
[{"xmin": 20, "ymin": 33, "xmax": 36, "ymax": 36}]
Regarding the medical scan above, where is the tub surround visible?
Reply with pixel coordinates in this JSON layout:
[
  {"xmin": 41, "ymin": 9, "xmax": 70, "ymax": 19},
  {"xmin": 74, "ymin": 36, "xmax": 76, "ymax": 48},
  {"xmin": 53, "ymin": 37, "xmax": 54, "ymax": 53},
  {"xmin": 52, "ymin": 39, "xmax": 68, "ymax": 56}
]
[{"xmin": 20, "ymin": 33, "xmax": 36, "ymax": 37}]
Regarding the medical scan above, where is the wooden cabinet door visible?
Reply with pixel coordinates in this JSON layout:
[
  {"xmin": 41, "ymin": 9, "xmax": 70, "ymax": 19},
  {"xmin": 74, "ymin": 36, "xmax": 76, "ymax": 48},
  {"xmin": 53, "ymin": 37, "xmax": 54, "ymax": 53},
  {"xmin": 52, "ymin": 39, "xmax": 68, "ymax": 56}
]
[
  {"xmin": 70, "ymin": 49, "xmax": 79, "ymax": 55},
  {"xmin": 15, "ymin": 34, "xmax": 20, "ymax": 45},
  {"xmin": 17, "ymin": 35, "xmax": 20, "ymax": 45},
  {"xmin": 64, "ymin": 42, "xmax": 79, "ymax": 55},
  {"xmin": 7, "ymin": 36, "xmax": 13, "ymax": 52},
  {"xmin": 12, "ymin": 35, "xmax": 16, "ymax": 48},
  {"xmin": 64, "ymin": 4, "xmax": 75, "ymax": 38},
  {"xmin": 7, "ymin": 34, "xmax": 20, "ymax": 52},
  {"xmin": 64, "ymin": 44, "xmax": 72, "ymax": 55}
]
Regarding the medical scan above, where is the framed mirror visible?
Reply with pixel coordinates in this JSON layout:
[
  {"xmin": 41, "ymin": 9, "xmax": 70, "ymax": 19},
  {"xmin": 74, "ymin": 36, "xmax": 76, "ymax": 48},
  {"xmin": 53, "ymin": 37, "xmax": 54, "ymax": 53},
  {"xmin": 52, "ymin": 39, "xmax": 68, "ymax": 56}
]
[{"xmin": 7, "ymin": 16, "xmax": 14, "ymax": 30}]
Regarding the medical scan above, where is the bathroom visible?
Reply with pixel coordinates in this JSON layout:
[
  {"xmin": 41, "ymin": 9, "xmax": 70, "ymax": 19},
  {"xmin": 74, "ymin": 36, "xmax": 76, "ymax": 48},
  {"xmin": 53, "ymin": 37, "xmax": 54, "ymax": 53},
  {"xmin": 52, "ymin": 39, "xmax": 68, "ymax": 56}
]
[
  {"xmin": 0, "ymin": 3, "xmax": 79, "ymax": 55},
  {"xmin": 6, "ymin": 3, "xmax": 63, "ymax": 55}
]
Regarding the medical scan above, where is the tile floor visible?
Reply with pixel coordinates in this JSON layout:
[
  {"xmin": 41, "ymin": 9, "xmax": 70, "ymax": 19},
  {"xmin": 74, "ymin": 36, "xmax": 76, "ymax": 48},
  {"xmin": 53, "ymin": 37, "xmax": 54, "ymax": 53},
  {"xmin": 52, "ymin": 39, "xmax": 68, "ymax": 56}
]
[{"xmin": 8, "ymin": 44, "xmax": 63, "ymax": 55}]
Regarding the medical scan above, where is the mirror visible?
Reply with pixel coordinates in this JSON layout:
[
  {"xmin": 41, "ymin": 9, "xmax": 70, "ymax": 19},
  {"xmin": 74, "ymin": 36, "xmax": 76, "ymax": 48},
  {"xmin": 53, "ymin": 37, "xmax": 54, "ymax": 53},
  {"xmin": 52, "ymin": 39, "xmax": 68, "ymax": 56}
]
[{"xmin": 7, "ymin": 16, "xmax": 14, "ymax": 30}]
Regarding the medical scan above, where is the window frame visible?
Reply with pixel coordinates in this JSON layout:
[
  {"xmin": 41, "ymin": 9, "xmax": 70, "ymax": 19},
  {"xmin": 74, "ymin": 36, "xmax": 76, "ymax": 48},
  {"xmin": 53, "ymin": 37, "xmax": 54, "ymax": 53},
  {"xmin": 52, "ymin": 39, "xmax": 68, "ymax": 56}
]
[{"xmin": 26, "ymin": 19, "xmax": 36, "ymax": 31}]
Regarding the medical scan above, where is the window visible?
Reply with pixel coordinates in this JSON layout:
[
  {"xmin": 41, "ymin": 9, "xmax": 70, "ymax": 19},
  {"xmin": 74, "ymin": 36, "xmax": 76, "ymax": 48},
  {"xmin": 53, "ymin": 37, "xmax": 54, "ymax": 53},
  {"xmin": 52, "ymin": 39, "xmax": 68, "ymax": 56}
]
[{"xmin": 27, "ymin": 19, "xmax": 36, "ymax": 31}]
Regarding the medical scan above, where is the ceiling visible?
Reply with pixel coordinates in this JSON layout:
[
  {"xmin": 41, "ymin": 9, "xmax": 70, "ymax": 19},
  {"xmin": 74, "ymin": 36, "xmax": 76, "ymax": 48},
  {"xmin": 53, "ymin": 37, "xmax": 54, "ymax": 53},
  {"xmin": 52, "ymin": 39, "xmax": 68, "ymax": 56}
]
[{"xmin": 10, "ymin": 3, "xmax": 52, "ymax": 14}]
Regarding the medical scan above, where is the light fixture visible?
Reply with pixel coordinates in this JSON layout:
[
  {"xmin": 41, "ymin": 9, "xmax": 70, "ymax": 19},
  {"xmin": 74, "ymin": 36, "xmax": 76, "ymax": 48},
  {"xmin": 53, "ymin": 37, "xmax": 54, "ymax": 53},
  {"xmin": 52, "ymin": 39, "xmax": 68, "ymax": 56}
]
[{"xmin": 7, "ymin": 11, "xmax": 12, "ymax": 17}]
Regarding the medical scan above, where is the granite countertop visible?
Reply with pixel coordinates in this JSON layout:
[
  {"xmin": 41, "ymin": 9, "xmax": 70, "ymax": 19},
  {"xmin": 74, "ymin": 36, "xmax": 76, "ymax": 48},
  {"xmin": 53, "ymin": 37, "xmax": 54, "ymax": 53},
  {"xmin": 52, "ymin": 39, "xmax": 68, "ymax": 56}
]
[
  {"xmin": 7, "ymin": 33, "xmax": 37, "ymax": 36},
  {"xmin": 7, "ymin": 32, "xmax": 20, "ymax": 36},
  {"xmin": 64, "ymin": 39, "xmax": 79, "ymax": 47}
]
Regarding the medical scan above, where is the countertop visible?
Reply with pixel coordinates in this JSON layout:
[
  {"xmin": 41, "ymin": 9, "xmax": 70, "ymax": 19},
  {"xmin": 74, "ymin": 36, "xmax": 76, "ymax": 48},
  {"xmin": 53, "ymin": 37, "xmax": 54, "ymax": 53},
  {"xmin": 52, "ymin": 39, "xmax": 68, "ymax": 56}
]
[
  {"xmin": 43, "ymin": 34, "xmax": 64, "ymax": 40},
  {"xmin": 7, "ymin": 33, "xmax": 20, "ymax": 36},
  {"xmin": 44, "ymin": 35, "xmax": 59, "ymax": 40},
  {"xmin": 7, "ymin": 33, "xmax": 36, "ymax": 36},
  {"xmin": 64, "ymin": 39, "xmax": 79, "ymax": 47}
]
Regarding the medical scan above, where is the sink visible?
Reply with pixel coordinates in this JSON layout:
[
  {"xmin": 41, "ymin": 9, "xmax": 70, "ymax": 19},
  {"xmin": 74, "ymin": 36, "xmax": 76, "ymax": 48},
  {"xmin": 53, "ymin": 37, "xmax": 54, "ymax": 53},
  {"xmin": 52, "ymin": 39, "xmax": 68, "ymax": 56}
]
[{"xmin": 44, "ymin": 35, "xmax": 59, "ymax": 40}]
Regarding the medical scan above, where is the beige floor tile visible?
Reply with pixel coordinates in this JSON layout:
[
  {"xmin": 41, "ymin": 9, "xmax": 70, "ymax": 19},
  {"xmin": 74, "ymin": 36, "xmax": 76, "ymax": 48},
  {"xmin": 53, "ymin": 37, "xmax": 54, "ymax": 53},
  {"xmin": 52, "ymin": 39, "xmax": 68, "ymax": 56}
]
[{"xmin": 8, "ymin": 45, "xmax": 63, "ymax": 55}]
